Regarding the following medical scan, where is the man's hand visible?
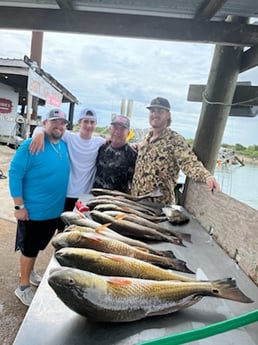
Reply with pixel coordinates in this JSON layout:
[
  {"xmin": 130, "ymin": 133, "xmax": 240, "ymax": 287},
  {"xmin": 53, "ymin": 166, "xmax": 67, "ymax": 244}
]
[
  {"xmin": 30, "ymin": 132, "xmax": 45, "ymax": 154},
  {"xmin": 14, "ymin": 208, "xmax": 29, "ymax": 221},
  {"xmin": 206, "ymin": 176, "xmax": 220, "ymax": 192}
]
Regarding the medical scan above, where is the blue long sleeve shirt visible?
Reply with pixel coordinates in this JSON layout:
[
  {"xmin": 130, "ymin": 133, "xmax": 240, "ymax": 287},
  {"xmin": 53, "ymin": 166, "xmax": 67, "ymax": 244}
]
[{"xmin": 9, "ymin": 138, "xmax": 70, "ymax": 220}]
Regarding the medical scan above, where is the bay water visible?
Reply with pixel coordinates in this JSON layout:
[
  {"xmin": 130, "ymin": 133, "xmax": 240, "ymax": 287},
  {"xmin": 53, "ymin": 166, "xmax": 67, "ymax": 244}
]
[{"xmin": 214, "ymin": 163, "xmax": 258, "ymax": 210}]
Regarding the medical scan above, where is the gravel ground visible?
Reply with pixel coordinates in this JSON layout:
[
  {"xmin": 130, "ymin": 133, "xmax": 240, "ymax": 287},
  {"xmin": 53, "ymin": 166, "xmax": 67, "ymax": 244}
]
[{"xmin": 0, "ymin": 144, "xmax": 53, "ymax": 345}]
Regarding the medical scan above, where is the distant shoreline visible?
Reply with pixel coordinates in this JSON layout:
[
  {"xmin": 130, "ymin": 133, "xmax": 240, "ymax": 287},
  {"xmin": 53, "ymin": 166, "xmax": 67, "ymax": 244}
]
[{"xmin": 237, "ymin": 154, "xmax": 258, "ymax": 166}]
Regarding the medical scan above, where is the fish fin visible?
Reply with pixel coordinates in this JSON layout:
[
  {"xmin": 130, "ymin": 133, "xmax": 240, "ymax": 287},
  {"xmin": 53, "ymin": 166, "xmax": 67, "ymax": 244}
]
[
  {"xmin": 75, "ymin": 210, "xmax": 87, "ymax": 219},
  {"xmin": 102, "ymin": 253, "xmax": 125, "ymax": 262},
  {"xmin": 128, "ymin": 213, "xmax": 138, "ymax": 218},
  {"xmin": 120, "ymin": 206, "xmax": 132, "ymax": 211},
  {"xmin": 135, "ymin": 247, "xmax": 150, "ymax": 253},
  {"xmin": 115, "ymin": 213, "xmax": 137, "ymax": 220},
  {"xmin": 107, "ymin": 277, "xmax": 132, "ymax": 286},
  {"xmin": 85, "ymin": 233, "xmax": 104, "ymax": 242},
  {"xmin": 114, "ymin": 214, "xmax": 127, "ymax": 221},
  {"xmin": 95, "ymin": 223, "xmax": 112, "ymax": 233},
  {"xmin": 210, "ymin": 278, "xmax": 253, "ymax": 303}
]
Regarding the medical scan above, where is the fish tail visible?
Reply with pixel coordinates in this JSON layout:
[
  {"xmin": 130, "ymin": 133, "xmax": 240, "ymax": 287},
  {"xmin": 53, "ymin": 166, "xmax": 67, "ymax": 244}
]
[
  {"xmin": 159, "ymin": 258, "xmax": 195, "ymax": 274},
  {"xmin": 178, "ymin": 233, "xmax": 192, "ymax": 243},
  {"xmin": 174, "ymin": 259, "xmax": 195, "ymax": 274},
  {"xmin": 160, "ymin": 250, "xmax": 176, "ymax": 259},
  {"xmin": 210, "ymin": 278, "xmax": 253, "ymax": 303},
  {"xmin": 168, "ymin": 237, "xmax": 185, "ymax": 246}
]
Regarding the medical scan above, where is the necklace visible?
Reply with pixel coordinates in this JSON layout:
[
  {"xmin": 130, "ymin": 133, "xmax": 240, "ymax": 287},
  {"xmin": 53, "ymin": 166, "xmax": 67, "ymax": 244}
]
[{"xmin": 50, "ymin": 142, "xmax": 62, "ymax": 160}]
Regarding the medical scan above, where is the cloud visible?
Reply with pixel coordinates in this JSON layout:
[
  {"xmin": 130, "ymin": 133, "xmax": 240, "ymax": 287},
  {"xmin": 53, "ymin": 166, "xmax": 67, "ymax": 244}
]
[{"xmin": 0, "ymin": 29, "xmax": 257, "ymax": 145}]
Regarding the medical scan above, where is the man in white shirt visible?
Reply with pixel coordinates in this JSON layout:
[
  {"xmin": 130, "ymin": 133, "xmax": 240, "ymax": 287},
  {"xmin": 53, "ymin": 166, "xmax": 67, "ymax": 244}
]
[{"xmin": 31, "ymin": 108, "xmax": 105, "ymax": 211}]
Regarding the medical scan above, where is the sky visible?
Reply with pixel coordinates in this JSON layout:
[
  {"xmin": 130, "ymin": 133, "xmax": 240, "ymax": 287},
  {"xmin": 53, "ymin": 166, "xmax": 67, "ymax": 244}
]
[{"xmin": 0, "ymin": 29, "xmax": 258, "ymax": 146}]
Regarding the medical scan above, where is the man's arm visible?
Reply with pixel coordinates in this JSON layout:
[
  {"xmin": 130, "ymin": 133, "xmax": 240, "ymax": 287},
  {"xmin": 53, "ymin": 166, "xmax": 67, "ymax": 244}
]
[
  {"xmin": 30, "ymin": 126, "xmax": 69, "ymax": 154},
  {"xmin": 30, "ymin": 126, "xmax": 45, "ymax": 154},
  {"xmin": 9, "ymin": 141, "xmax": 31, "ymax": 220}
]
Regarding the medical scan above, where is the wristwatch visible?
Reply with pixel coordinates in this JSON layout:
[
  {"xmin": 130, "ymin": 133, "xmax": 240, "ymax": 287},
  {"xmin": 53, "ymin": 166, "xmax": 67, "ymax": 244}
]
[{"xmin": 14, "ymin": 204, "xmax": 25, "ymax": 210}]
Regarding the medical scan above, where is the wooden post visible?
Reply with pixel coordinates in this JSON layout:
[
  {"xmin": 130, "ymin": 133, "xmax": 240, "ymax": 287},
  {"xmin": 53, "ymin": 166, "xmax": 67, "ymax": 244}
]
[
  {"xmin": 192, "ymin": 17, "xmax": 247, "ymax": 174},
  {"xmin": 193, "ymin": 43, "xmax": 243, "ymax": 173},
  {"xmin": 181, "ymin": 17, "xmax": 246, "ymax": 206},
  {"xmin": 30, "ymin": 31, "xmax": 43, "ymax": 68},
  {"xmin": 30, "ymin": 31, "xmax": 44, "ymax": 123}
]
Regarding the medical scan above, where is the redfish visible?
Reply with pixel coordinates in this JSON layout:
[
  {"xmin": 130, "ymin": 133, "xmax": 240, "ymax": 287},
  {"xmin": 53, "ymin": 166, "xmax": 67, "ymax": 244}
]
[
  {"xmin": 55, "ymin": 247, "xmax": 195, "ymax": 282},
  {"xmin": 51, "ymin": 231, "xmax": 193, "ymax": 273},
  {"xmin": 48, "ymin": 268, "xmax": 253, "ymax": 323}
]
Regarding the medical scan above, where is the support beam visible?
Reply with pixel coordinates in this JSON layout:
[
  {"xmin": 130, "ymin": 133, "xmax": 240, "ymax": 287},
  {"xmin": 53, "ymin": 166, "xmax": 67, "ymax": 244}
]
[
  {"xmin": 187, "ymin": 84, "xmax": 258, "ymax": 106},
  {"xmin": 194, "ymin": 0, "xmax": 228, "ymax": 20},
  {"xmin": 55, "ymin": 0, "xmax": 75, "ymax": 10},
  {"xmin": 192, "ymin": 44, "xmax": 243, "ymax": 174},
  {"xmin": 240, "ymin": 45, "xmax": 258, "ymax": 72},
  {"xmin": 30, "ymin": 31, "xmax": 44, "ymax": 121},
  {"xmin": 0, "ymin": 7, "xmax": 258, "ymax": 46},
  {"xmin": 68, "ymin": 102, "xmax": 75, "ymax": 129}
]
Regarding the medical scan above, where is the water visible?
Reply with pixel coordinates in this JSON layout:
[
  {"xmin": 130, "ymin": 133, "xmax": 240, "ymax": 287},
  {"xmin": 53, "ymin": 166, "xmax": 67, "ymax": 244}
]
[{"xmin": 214, "ymin": 163, "xmax": 258, "ymax": 210}]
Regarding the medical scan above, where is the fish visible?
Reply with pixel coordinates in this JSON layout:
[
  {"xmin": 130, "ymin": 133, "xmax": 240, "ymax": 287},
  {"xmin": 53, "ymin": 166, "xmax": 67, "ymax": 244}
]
[
  {"xmin": 51, "ymin": 231, "xmax": 193, "ymax": 273},
  {"xmin": 48, "ymin": 268, "xmax": 253, "ymax": 322},
  {"xmin": 90, "ymin": 210, "xmax": 184, "ymax": 246},
  {"xmin": 92, "ymin": 204, "xmax": 167, "ymax": 222},
  {"xmin": 61, "ymin": 211, "xmax": 175, "ymax": 258},
  {"xmin": 61, "ymin": 211, "xmax": 100, "ymax": 228},
  {"xmin": 91, "ymin": 187, "xmax": 163, "ymax": 201},
  {"xmin": 87, "ymin": 198, "xmax": 158, "ymax": 216},
  {"xmin": 162, "ymin": 206, "xmax": 190, "ymax": 225},
  {"xmin": 55, "ymin": 247, "xmax": 195, "ymax": 282},
  {"xmin": 92, "ymin": 195, "xmax": 163, "ymax": 215},
  {"xmin": 64, "ymin": 224, "xmax": 176, "ymax": 258},
  {"xmin": 103, "ymin": 211, "xmax": 191, "ymax": 243}
]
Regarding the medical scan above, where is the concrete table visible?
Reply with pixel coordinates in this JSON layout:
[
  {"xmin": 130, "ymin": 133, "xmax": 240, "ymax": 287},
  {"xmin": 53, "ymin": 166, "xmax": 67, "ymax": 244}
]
[{"xmin": 13, "ymin": 207, "xmax": 258, "ymax": 345}]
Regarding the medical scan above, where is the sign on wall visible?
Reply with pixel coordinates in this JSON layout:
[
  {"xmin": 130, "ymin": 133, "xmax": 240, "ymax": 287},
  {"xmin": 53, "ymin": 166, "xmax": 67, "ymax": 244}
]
[
  {"xmin": 0, "ymin": 98, "xmax": 12, "ymax": 114},
  {"xmin": 27, "ymin": 69, "xmax": 63, "ymax": 107}
]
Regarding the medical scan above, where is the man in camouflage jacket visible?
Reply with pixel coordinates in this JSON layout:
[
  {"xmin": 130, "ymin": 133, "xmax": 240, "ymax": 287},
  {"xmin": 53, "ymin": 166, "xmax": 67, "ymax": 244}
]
[{"xmin": 131, "ymin": 97, "xmax": 220, "ymax": 205}]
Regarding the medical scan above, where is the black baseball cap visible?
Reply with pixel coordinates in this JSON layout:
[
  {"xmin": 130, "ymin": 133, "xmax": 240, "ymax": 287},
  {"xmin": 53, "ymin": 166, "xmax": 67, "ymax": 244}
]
[{"xmin": 146, "ymin": 97, "xmax": 170, "ymax": 111}]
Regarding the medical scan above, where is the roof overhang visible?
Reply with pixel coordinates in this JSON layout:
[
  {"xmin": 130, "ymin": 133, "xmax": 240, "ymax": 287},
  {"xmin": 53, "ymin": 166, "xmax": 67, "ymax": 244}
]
[
  {"xmin": 0, "ymin": 56, "xmax": 79, "ymax": 106},
  {"xmin": 0, "ymin": 1, "xmax": 258, "ymax": 47}
]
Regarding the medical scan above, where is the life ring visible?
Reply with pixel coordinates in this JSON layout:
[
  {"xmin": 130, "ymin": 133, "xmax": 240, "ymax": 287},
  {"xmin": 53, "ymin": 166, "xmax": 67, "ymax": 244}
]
[{"xmin": 15, "ymin": 115, "xmax": 25, "ymax": 124}]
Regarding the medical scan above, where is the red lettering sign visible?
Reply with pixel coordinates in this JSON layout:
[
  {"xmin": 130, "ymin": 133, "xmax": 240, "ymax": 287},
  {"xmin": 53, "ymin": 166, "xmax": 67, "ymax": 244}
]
[{"xmin": 0, "ymin": 98, "xmax": 12, "ymax": 114}]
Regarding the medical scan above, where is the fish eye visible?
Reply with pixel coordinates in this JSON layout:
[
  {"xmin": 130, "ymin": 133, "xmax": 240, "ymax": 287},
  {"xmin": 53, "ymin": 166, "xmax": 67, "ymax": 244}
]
[{"xmin": 66, "ymin": 277, "xmax": 75, "ymax": 286}]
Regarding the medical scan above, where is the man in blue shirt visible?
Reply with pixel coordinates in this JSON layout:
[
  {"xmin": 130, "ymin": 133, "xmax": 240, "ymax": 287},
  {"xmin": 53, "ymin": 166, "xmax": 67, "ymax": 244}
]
[{"xmin": 9, "ymin": 108, "xmax": 70, "ymax": 306}]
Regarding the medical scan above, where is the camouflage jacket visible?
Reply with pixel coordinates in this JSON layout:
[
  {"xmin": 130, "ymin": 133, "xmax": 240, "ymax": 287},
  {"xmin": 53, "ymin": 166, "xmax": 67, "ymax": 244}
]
[
  {"xmin": 93, "ymin": 142, "xmax": 137, "ymax": 193},
  {"xmin": 131, "ymin": 128, "xmax": 211, "ymax": 204}
]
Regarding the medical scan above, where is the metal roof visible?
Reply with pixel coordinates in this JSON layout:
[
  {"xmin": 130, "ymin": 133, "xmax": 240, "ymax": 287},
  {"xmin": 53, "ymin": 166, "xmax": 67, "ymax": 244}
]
[
  {"xmin": 0, "ymin": 57, "xmax": 79, "ymax": 105},
  {"xmin": 0, "ymin": 0, "xmax": 258, "ymax": 47},
  {"xmin": 0, "ymin": 0, "xmax": 257, "ymax": 20}
]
